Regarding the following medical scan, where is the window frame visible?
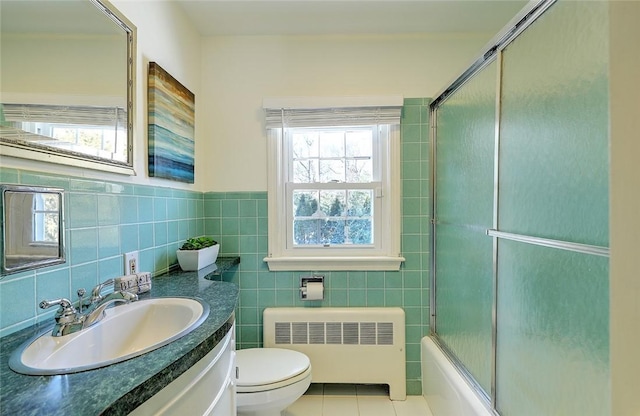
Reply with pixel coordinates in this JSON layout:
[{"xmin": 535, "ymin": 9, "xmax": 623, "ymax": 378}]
[
  {"xmin": 31, "ymin": 193, "xmax": 60, "ymax": 245},
  {"xmin": 264, "ymin": 102, "xmax": 404, "ymax": 271}
]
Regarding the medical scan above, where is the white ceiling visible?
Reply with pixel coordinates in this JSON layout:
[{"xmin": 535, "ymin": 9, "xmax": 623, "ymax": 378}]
[{"xmin": 176, "ymin": 0, "xmax": 530, "ymax": 36}]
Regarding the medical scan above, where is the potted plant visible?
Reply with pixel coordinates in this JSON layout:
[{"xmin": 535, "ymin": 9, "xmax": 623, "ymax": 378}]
[{"xmin": 176, "ymin": 236, "xmax": 220, "ymax": 271}]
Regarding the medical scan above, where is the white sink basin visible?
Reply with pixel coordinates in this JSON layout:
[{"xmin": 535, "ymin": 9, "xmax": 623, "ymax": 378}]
[{"xmin": 9, "ymin": 296, "xmax": 209, "ymax": 375}]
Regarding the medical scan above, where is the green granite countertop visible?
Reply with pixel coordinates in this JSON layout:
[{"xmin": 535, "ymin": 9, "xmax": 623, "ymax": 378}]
[{"xmin": 0, "ymin": 257, "xmax": 240, "ymax": 416}]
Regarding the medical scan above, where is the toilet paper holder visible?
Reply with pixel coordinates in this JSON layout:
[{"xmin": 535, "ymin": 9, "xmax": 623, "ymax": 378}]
[{"xmin": 299, "ymin": 275, "xmax": 324, "ymax": 300}]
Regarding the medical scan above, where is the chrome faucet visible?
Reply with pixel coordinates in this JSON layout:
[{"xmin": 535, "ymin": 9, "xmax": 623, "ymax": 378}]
[
  {"xmin": 88, "ymin": 279, "xmax": 116, "ymax": 304},
  {"xmin": 82, "ymin": 290, "xmax": 137, "ymax": 328},
  {"xmin": 40, "ymin": 279, "xmax": 138, "ymax": 337}
]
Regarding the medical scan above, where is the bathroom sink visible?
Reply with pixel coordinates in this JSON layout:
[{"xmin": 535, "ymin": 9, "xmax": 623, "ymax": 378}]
[{"xmin": 9, "ymin": 296, "xmax": 209, "ymax": 375}]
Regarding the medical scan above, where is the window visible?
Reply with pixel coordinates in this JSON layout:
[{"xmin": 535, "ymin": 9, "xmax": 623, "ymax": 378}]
[
  {"xmin": 32, "ymin": 193, "xmax": 60, "ymax": 244},
  {"xmin": 1, "ymin": 103, "xmax": 128, "ymax": 161},
  {"xmin": 264, "ymin": 97, "xmax": 405, "ymax": 271}
]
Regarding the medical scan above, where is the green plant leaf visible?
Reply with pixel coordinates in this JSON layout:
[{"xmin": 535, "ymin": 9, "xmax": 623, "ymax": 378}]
[{"xmin": 180, "ymin": 236, "xmax": 218, "ymax": 250}]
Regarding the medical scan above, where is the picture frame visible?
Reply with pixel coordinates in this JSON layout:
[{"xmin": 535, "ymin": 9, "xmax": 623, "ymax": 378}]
[{"xmin": 147, "ymin": 62, "xmax": 195, "ymax": 183}]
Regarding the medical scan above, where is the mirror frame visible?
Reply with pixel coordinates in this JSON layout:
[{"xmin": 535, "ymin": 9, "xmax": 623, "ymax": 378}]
[
  {"xmin": 0, "ymin": 0, "xmax": 136, "ymax": 175},
  {"xmin": 1, "ymin": 184, "xmax": 66, "ymax": 276}
]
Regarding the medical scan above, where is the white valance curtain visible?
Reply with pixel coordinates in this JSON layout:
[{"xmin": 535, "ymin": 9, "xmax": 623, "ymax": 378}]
[
  {"xmin": 2, "ymin": 103, "xmax": 127, "ymax": 127},
  {"xmin": 263, "ymin": 96, "xmax": 403, "ymax": 129}
]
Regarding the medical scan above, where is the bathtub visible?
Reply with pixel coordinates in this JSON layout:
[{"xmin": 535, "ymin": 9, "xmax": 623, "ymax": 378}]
[{"xmin": 421, "ymin": 336, "xmax": 494, "ymax": 416}]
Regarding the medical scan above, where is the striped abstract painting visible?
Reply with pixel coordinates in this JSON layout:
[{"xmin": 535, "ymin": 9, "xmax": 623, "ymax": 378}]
[{"xmin": 148, "ymin": 62, "xmax": 195, "ymax": 183}]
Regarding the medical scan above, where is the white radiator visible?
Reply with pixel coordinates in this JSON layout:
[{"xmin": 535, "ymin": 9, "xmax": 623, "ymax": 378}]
[{"xmin": 263, "ymin": 307, "xmax": 406, "ymax": 400}]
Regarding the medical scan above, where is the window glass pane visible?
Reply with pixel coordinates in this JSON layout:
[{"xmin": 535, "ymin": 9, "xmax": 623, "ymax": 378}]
[
  {"xmin": 78, "ymin": 128, "xmax": 102, "ymax": 149},
  {"xmin": 324, "ymin": 219, "xmax": 346, "ymax": 244},
  {"xmin": 346, "ymin": 218, "xmax": 372, "ymax": 244},
  {"xmin": 319, "ymin": 131, "xmax": 344, "ymax": 158},
  {"xmin": 292, "ymin": 131, "xmax": 319, "ymax": 158},
  {"xmin": 319, "ymin": 159, "xmax": 345, "ymax": 182},
  {"xmin": 320, "ymin": 190, "xmax": 345, "ymax": 217},
  {"xmin": 34, "ymin": 193, "xmax": 59, "ymax": 211},
  {"xmin": 44, "ymin": 194, "xmax": 58, "ymax": 210},
  {"xmin": 347, "ymin": 190, "xmax": 372, "ymax": 216},
  {"xmin": 293, "ymin": 160, "xmax": 318, "ymax": 183},
  {"xmin": 293, "ymin": 191, "xmax": 318, "ymax": 216},
  {"xmin": 294, "ymin": 218, "xmax": 322, "ymax": 245},
  {"xmin": 33, "ymin": 213, "xmax": 59, "ymax": 242},
  {"xmin": 346, "ymin": 159, "xmax": 372, "ymax": 182},
  {"xmin": 346, "ymin": 190, "xmax": 373, "ymax": 245},
  {"xmin": 103, "ymin": 130, "xmax": 116, "ymax": 153},
  {"xmin": 52, "ymin": 127, "xmax": 77, "ymax": 144},
  {"xmin": 346, "ymin": 130, "xmax": 372, "ymax": 157}
]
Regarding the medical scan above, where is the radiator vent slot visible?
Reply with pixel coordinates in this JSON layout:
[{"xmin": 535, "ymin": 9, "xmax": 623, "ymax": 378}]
[
  {"xmin": 327, "ymin": 322, "xmax": 342, "ymax": 344},
  {"xmin": 309, "ymin": 322, "xmax": 325, "ymax": 344},
  {"xmin": 360, "ymin": 322, "xmax": 376, "ymax": 345},
  {"xmin": 292, "ymin": 322, "xmax": 308, "ymax": 344},
  {"xmin": 275, "ymin": 322, "xmax": 291, "ymax": 344},
  {"xmin": 378, "ymin": 322, "xmax": 394, "ymax": 345},
  {"xmin": 274, "ymin": 320, "xmax": 395, "ymax": 346}
]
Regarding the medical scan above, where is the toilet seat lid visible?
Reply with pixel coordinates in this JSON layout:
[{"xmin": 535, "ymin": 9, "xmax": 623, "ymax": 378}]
[{"xmin": 236, "ymin": 348, "xmax": 310, "ymax": 388}]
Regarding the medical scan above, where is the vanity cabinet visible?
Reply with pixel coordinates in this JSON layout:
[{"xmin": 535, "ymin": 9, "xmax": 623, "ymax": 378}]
[{"xmin": 131, "ymin": 324, "xmax": 236, "ymax": 416}]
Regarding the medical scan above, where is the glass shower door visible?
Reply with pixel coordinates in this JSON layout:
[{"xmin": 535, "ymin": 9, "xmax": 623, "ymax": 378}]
[
  {"xmin": 431, "ymin": 1, "xmax": 611, "ymax": 413},
  {"xmin": 496, "ymin": 1, "xmax": 610, "ymax": 414},
  {"xmin": 433, "ymin": 60, "xmax": 497, "ymax": 396}
]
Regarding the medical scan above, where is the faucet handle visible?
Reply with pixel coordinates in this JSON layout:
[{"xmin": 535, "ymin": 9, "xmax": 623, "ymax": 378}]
[
  {"xmin": 40, "ymin": 298, "xmax": 73, "ymax": 310},
  {"xmin": 40, "ymin": 298, "xmax": 78, "ymax": 323}
]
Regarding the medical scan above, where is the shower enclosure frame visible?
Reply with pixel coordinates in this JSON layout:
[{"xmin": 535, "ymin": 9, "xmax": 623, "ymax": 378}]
[{"xmin": 428, "ymin": 0, "xmax": 610, "ymax": 413}]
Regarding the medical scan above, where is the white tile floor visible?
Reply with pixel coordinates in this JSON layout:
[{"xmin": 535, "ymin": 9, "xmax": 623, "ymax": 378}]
[{"xmin": 284, "ymin": 384, "xmax": 434, "ymax": 416}]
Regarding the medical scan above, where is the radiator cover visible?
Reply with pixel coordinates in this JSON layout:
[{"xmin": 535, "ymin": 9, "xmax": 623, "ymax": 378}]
[{"xmin": 263, "ymin": 307, "xmax": 406, "ymax": 400}]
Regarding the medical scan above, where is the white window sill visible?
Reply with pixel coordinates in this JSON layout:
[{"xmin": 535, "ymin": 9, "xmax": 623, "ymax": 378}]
[{"xmin": 263, "ymin": 256, "xmax": 405, "ymax": 271}]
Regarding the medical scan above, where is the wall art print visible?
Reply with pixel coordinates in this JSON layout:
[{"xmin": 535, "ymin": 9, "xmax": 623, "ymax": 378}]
[{"xmin": 148, "ymin": 62, "xmax": 195, "ymax": 183}]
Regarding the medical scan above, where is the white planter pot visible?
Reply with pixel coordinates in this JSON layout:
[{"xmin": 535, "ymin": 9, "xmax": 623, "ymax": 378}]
[{"xmin": 177, "ymin": 244, "xmax": 220, "ymax": 271}]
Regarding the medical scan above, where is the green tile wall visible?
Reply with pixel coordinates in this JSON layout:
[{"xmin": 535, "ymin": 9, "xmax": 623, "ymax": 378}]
[
  {"xmin": 0, "ymin": 97, "xmax": 431, "ymax": 394},
  {"xmin": 0, "ymin": 168, "xmax": 205, "ymax": 337}
]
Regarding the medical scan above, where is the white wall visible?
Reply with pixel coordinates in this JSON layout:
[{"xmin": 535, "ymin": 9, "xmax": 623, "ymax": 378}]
[
  {"xmin": 609, "ymin": 2, "xmax": 640, "ymax": 415},
  {"xmin": 112, "ymin": 0, "xmax": 202, "ymax": 189},
  {"xmin": 199, "ymin": 33, "xmax": 491, "ymax": 192}
]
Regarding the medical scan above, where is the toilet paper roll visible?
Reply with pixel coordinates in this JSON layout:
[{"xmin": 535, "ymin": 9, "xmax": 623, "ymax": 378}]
[{"xmin": 305, "ymin": 282, "xmax": 324, "ymax": 300}]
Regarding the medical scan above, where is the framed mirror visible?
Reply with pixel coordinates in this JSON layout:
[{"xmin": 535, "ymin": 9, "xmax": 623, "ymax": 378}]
[
  {"xmin": 1, "ymin": 185, "xmax": 65, "ymax": 276},
  {"xmin": 0, "ymin": 0, "xmax": 136, "ymax": 175}
]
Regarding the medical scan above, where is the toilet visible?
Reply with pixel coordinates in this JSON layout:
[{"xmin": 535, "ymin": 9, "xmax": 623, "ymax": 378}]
[{"xmin": 235, "ymin": 348, "xmax": 312, "ymax": 416}]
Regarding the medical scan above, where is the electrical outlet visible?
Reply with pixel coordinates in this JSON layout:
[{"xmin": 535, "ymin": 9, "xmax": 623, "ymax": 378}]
[{"xmin": 124, "ymin": 251, "xmax": 139, "ymax": 275}]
